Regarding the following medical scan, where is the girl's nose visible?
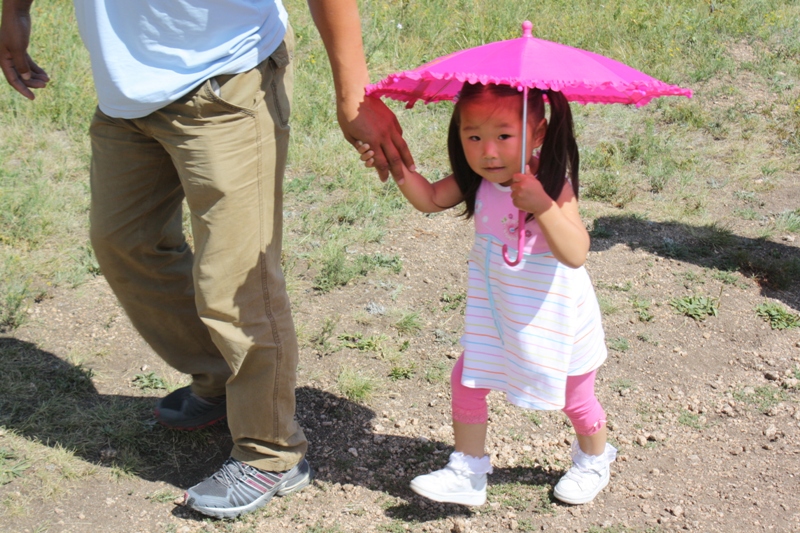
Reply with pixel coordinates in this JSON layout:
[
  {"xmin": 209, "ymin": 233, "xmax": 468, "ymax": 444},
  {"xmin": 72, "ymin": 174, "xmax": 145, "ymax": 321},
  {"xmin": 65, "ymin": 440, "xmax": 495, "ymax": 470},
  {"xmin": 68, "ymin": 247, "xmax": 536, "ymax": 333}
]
[{"xmin": 482, "ymin": 142, "xmax": 497, "ymax": 158}]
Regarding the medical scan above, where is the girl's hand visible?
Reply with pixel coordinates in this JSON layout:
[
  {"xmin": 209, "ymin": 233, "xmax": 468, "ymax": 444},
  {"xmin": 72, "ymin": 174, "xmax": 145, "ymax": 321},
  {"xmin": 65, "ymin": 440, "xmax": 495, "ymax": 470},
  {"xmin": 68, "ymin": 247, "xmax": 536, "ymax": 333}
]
[
  {"xmin": 355, "ymin": 140, "xmax": 375, "ymax": 168},
  {"xmin": 510, "ymin": 165, "xmax": 552, "ymax": 216}
]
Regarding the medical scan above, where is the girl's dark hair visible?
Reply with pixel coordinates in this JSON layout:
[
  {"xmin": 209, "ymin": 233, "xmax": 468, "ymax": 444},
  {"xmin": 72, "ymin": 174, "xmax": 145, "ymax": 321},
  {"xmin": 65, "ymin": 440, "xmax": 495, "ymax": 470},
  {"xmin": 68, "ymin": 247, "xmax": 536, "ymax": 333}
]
[{"xmin": 448, "ymin": 83, "xmax": 579, "ymax": 219}]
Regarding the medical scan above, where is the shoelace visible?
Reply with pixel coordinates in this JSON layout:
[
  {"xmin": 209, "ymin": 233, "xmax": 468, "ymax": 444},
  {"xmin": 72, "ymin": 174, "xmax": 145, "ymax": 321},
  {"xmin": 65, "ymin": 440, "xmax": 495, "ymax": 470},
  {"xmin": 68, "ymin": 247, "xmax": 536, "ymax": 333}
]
[{"xmin": 211, "ymin": 458, "xmax": 249, "ymax": 487}]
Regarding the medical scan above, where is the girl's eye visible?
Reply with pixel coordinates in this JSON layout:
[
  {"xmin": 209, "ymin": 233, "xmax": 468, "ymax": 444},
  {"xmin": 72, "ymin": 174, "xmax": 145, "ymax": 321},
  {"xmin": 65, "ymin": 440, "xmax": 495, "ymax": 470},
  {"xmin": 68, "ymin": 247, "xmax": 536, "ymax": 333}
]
[
  {"xmin": 499, "ymin": 134, "xmax": 512, "ymax": 140},
  {"xmin": 468, "ymin": 135, "xmax": 481, "ymax": 141}
]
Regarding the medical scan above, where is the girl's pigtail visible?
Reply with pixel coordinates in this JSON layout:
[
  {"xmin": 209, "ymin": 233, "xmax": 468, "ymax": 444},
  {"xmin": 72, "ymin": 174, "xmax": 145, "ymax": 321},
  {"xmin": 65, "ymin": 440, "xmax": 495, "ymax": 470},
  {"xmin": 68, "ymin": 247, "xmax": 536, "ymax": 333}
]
[{"xmin": 537, "ymin": 89, "xmax": 580, "ymax": 200}]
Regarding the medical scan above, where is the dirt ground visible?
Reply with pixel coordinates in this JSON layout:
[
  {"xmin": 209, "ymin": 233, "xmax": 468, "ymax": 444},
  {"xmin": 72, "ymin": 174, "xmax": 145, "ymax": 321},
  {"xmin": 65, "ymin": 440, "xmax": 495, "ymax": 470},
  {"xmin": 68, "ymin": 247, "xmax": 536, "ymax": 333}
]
[{"xmin": 2, "ymin": 185, "xmax": 799, "ymax": 533}]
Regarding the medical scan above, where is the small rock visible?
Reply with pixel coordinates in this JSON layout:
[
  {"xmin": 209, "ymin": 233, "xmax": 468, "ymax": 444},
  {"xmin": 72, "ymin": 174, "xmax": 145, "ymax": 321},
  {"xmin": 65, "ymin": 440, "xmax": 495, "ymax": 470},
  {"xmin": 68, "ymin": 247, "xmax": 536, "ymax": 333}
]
[
  {"xmin": 636, "ymin": 435, "xmax": 648, "ymax": 446},
  {"xmin": 365, "ymin": 302, "xmax": 386, "ymax": 315},
  {"xmin": 348, "ymin": 447, "xmax": 358, "ymax": 457},
  {"xmin": 764, "ymin": 425, "xmax": 778, "ymax": 440},
  {"xmin": 765, "ymin": 372, "xmax": 779, "ymax": 381},
  {"xmin": 451, "ymin": 517, "xmax": 468, "ymax": 533},
  {"xmin": 670, "ymin": 505, "xmax": 684, "ymax": 517}
]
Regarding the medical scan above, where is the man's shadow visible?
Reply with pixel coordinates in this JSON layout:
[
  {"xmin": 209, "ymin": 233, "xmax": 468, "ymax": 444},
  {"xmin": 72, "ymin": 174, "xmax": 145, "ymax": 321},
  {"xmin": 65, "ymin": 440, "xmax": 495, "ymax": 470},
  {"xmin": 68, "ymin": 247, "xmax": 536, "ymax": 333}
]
[
  {"xmin": 0, "ymin": 337, "xmax": 556, "ymax": 523},
  {"xmin": 590, "ymin": 214, "xmax": 800, "ymax": 308}
]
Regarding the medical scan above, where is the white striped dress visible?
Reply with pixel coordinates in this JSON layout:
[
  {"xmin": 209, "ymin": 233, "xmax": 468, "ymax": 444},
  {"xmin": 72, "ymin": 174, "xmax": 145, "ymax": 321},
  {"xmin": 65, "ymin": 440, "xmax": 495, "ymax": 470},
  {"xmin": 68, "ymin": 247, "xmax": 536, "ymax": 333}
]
[{"xmin": 459, "ymin": 180, "xmax": 607, "ymax": 411}]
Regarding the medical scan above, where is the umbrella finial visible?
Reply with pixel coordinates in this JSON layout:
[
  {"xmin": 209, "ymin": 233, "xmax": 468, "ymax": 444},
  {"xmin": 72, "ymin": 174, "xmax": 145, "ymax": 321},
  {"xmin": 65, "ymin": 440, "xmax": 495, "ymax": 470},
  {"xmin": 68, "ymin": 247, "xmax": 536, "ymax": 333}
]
[{"xmin": 522, "ymin": 21, "xmax": 533, "ymax": 38}]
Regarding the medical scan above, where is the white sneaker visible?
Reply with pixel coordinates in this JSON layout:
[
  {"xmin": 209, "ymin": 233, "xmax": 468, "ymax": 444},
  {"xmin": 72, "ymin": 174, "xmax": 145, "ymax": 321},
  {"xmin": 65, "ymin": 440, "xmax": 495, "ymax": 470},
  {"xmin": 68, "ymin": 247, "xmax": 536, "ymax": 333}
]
[
  {"xmin": 410, "ymin": 452, "xmax": 492, "ymax": 506},
  {"xmin": 553, "ymin": 441, "xmax": 617, "ymax": 505}
]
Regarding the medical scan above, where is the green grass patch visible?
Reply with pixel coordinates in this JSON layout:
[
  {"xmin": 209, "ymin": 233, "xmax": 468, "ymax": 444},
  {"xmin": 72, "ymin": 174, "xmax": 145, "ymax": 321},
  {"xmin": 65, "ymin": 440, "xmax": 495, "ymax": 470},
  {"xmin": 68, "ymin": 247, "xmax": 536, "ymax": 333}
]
[
  {"xmin": 336, "ymin": 368, "xmax": 375, "ymax": 402},
  {"xmin": 487, "ymin": 482, "xmax": 553, "ymax": 514},
  {"xmin": 131, "ymin": 372, "xmax": 167, "ymax": 391},
  {"xmin": 669, "ymin": 294, "xmax": 719, "ymax": 321},
  {"xmin": 733, "ymin": 386, "xmax": 788, "ymax": 413},
  {"xmin": 146, "ymin": 489, "xmax": 177, "ymax": 504},
  {"xmin": 311, "ymin": 315, "xmax": 340, "ymax": 352},
  {"xmin": 609, "ymin": 378, "xmax": 634, "ymax": 393},
  {"xmin": 774, "ymin": 209, "xmax": 800, "ymax": 233},
  {"xmin": 608, "ymin": 337, "xmax": 630, "ymax": 352},
  {"xmin": 388, "ymin": 363, "xmax": 416, "ymax": 381},
  {"xmin": 393, "ymin": 311, "xmax": 422, "ymax": 335},
  {"xmin": 678, "ymin": 410, "xmax": 707, "ymax": 430},
  {"xmin": 0, "ymin": 447, "xmax": 31, "ymax": 485},
  {"xmin": 755, "ymin": 302, "xmax": 800, "ymax": 330},
  {"xmin": 440, "ymin": 290, "xmax": 466, "ymax": 312},
  {"xmin": 423, "ymin": 360, "xmax": 449, "ymax": 384},
  {"xmin": 338, "ymin": 332, "xmax": 389, "ymax": 354},
  {"xmin": 631, "ymin": 296, "xmax": 654, "ymax": 322}
]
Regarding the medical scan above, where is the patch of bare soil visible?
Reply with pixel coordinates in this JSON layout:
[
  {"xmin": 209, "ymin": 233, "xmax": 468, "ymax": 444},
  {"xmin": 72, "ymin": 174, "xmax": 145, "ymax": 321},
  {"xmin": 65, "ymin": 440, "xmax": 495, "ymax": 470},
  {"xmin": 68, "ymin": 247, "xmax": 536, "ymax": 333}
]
[{"xmin": 2, "ymin": 196, "xmax": 799, "ymax": 533}]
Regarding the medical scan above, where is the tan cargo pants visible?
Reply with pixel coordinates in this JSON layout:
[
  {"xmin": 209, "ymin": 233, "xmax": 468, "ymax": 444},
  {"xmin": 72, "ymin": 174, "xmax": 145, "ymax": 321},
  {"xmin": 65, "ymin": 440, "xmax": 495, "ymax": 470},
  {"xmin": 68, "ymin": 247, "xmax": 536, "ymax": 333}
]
[{"xmin": 88, "ymin": 29, "xmax": 306, "ymax": 472}]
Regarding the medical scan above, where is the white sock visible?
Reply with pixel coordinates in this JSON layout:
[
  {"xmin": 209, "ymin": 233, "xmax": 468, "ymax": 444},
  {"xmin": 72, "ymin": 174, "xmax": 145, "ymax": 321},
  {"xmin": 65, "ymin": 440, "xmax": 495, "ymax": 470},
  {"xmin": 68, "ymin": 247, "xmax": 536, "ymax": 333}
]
[{"xmin": 451, "ymin": 451, "xmax": 493, "ymax": 474}]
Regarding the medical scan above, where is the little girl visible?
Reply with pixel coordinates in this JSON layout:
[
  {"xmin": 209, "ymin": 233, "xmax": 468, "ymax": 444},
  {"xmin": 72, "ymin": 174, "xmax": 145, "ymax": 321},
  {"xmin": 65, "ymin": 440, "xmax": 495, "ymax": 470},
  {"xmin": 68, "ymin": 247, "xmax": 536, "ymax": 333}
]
[{"xmin": 357, "ymin": 82, "xmax": 615, "ymax": 506}]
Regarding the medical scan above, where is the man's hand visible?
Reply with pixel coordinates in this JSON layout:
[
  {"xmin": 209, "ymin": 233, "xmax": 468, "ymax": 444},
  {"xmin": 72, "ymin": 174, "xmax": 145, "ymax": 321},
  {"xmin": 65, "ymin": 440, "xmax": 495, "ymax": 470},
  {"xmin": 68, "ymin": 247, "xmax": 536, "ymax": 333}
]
[
  {"xmin": 0, "ymin": 5, "xmax": 49, "ymax": 99},
  {"xmin": 338, "ymin": 95, "xmax": 414, "ymax": 183},
  {"xmin": 306, "ymin": 0, "xmax": 414, "ymax": 183}
]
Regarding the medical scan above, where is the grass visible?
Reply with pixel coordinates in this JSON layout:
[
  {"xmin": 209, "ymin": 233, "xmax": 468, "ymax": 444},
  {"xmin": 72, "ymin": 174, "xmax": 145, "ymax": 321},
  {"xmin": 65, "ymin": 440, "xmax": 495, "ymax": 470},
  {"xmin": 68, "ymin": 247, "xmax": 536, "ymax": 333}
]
[
  {"xmin": 388, "ymin": 363, "xmax": 416, "ymax": 381},
  {"xmin": 393, "ymin": 311, "xmax": 422, "ymax": 335},
  {"xmin": 609, "ymin": 379, "xmax": 635, "ymax": 393},
  {"xmin": 0, "ymin": 0, "xmax": 798, "ymax": 320},
  {"xmin": 0, "ymin": 448, "xmax": 31, "ymax": 485},
  {"xmin": 336, "ymin": 368, "xmax": 375, "ymax": 402},
  {"xmin": 2, "ymin": 0, "xmax": 800, "ymax": 529},
  {"xmin": 733, "ymin": 386, "xmax": 788, "ymax": 413},
  {"xmin": 678, "ymin": 410, "xmax": 707, "ymax": 430},
  {"xmin": 631, "ymin": 296, "xmax": 654, "ymax": 322},
  {"xmin": 755, "ymin": 302, "xmax": 800, "ymax": 330},
  {"xmin": 669, "ymin": 294, "xmax": 719, "ymax": 321},
  {"xmin": 338, "ymin": 332, "xmax": 389, "ymax": 355},
  {"xmin": 608, "ymin": 337, "xmax": 630, "ymax": 352},
  {"xmin": 131, "ymin": 372, "xmax": 168, "ymax": 391},
  {"xmin": 486, "ymin": 482, "xmax": 553, "ymax": 514}
]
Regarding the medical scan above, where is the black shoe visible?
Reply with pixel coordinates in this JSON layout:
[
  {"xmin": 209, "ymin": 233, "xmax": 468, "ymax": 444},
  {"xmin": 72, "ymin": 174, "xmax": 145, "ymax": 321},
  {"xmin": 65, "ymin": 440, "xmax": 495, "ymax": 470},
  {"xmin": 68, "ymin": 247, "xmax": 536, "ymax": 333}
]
[
  {"xmin": 184, "ymin": 457, "xmax": 312, "ymax": 519},
  {"xmin": 154, "ymin": 386, "xmax": 226, "ymax": 430}
]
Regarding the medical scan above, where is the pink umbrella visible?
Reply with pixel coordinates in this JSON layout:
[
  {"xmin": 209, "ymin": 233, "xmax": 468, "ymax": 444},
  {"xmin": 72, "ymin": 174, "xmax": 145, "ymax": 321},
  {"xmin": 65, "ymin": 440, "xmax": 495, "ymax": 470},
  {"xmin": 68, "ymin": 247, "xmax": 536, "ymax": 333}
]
[{"xmin": 367, "ymin": 21, "xmax": 692, "ymax": 265}]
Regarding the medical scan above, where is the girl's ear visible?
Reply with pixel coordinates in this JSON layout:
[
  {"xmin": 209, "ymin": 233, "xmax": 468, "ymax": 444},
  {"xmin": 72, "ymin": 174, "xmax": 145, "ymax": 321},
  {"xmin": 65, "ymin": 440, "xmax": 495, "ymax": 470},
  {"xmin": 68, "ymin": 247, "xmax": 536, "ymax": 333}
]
[{"xmin": 531, "ymin": 117, "xmax": 547, "ymax": 148}]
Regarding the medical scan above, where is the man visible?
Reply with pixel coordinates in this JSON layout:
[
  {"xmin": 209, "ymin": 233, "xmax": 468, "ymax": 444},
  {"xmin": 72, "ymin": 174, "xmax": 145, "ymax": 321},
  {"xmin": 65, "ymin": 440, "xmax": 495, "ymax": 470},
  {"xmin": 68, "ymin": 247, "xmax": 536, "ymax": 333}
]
[{"xmin": 0, "ymin": 0, "xmax": 413, "ymax": 519}]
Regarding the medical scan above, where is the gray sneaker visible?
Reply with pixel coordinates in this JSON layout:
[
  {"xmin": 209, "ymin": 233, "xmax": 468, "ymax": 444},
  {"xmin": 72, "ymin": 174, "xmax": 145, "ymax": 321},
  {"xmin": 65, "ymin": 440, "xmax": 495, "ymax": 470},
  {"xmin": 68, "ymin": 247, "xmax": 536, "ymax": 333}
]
[
  {"xmin": 154, "ymin": 386, "xmax": 226, "ymax": 430},
  {"xmin": 184, "ymin": 457, "xmax": 312, "ymax": 519}
]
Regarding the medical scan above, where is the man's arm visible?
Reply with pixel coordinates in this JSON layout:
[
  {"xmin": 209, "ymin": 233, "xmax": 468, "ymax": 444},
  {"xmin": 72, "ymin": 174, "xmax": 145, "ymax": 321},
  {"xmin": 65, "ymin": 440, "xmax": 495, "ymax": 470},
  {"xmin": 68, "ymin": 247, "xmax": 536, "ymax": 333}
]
[
  {"xmin": 0, "ymin": 0, "xmax": 49, "ymax": 99},
  {"xmin": 306, "ymin": 0, "xmax": 414, "ymax": 182}
]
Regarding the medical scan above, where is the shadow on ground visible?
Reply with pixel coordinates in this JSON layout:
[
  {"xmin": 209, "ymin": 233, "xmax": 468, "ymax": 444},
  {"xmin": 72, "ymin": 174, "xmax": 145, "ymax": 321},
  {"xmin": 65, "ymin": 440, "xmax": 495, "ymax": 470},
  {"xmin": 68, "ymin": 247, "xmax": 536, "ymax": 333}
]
[
  {"xmin": 1, "ymin": 337, "xmax": 559, "ymax": 524},
  {"xmin": 590, "ymin": 215, "xmax": 800, "ymax": 308}
]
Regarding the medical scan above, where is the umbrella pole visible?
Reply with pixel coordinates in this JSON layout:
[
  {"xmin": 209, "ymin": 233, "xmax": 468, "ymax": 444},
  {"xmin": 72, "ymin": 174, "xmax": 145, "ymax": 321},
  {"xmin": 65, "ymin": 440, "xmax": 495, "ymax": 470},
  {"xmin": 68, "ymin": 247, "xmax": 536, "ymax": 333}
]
[{"xmin": 503, "ymin": 86, "xmax": 529, "ymax": 267}]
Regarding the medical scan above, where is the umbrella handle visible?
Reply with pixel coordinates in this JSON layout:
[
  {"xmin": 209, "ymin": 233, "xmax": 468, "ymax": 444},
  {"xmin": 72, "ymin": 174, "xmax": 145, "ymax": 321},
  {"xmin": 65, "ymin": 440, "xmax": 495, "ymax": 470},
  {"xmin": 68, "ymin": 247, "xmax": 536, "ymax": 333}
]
[
  {"xmin": 502, "ymin": 210, "xmax": 527, "ymax": 266},
  {"xmin": 503, "ymin": 84, "xmax": 530, "ymax": 268}
]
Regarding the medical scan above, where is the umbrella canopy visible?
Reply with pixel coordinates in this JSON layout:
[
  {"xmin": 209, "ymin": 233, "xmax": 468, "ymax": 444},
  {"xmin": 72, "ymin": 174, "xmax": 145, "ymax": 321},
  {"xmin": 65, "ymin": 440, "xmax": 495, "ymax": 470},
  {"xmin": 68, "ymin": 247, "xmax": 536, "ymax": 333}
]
[
  {"xmin": 366, "ymin": 21, "xmax": 692, "ymax": 108},
  {"xmin": 367, "ymin": 21, "xmax": 691, "ymax": 266}
]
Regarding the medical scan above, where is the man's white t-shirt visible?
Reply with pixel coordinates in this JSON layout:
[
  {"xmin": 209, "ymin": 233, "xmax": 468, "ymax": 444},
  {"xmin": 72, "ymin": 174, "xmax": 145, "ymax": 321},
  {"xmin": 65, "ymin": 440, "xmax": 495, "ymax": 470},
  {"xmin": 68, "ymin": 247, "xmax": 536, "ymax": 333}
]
[{"xmin": 73, "ymin": 0, "xmax": 288, "ymax": 119}]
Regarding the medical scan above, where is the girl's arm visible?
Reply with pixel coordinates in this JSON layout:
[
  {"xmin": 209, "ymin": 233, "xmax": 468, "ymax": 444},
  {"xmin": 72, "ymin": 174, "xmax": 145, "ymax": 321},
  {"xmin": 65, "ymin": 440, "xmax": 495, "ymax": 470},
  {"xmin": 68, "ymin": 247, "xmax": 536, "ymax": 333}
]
[
  {"xmin": 510, "ymin": 170, "xmax": 590, "ymax": 268},
  {"xmin": 358, "ymin": 142, "xmax": 463, "ymax": 213}
]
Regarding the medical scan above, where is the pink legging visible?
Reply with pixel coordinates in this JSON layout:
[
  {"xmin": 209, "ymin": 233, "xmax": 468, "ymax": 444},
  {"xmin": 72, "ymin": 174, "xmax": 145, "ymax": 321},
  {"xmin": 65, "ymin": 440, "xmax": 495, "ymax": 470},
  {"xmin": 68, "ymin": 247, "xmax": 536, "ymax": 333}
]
[{"xmin": 451, "ymin": 353, "xmax": 606, "ymax": 436}]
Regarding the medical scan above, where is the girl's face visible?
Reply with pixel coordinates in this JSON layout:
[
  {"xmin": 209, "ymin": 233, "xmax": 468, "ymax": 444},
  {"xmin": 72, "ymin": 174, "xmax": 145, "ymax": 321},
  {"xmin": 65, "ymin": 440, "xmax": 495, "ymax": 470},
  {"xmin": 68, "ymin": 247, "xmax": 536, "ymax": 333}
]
[{"xmin": 458, "ymin": 95, "xmax": 546, "ymax": 186}]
